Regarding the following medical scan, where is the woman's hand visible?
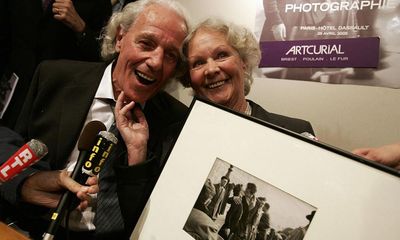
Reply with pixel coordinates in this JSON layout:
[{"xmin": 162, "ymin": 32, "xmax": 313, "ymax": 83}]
[{"xmin": 353, "ymin": 142, "xmax": 400, "ymax": 170}]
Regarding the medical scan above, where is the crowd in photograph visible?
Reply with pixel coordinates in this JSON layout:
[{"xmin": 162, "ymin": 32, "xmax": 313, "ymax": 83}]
[{"xmin": 184, "ymin": 174, "xmax": 315, "ymax": 240}]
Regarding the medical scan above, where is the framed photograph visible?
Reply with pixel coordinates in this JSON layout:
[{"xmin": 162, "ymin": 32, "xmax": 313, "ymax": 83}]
[{"xmin": 132, "ymin": 98, "xmax": 400, "ymax": 240}]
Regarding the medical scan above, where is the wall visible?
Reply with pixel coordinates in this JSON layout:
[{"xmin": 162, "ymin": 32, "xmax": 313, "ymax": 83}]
[{"xmin": 171, "ymin": 0, "xmax": 400, "ymax": 151}]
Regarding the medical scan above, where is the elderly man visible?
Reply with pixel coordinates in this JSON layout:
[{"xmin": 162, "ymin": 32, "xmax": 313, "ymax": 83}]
[
  {"xmin": 208, "ymin": 176, "xmax": 229, "ymax": 220},
  {"xmin": 0, "ymin": 0, "xmax": 190, "ymax": 239}
]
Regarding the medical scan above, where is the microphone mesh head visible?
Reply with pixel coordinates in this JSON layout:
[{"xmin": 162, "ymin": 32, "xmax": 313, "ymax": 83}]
[
  {"xmin": 99, "ymin": 131, "xmax": 118, "ymax": 144},
  {"xmin": 78, "ymin": 121, "xmax": 106, "ymax": 150},
  {"xmin": 27, "ymin": 139, "xmax": 48, "ymax": 157}
]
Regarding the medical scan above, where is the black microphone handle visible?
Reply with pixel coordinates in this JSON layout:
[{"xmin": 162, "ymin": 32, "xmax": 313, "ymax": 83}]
[
  {"xmin": 43, "ymin": 121, "xmax": 106, "ymax": 240},
  {"xmin": 70, "ymin": 151, "xmax": 89, "ymax": 183},
  {"xmin": 69, "ymin": 151, "xmax": 92, "ymax": 210},
  {"xmin": 43, "ymin": 151, "xmax": 90, "ymax": 239},
  {"xmin": 43, "ymin": 130, "xmax": 117, "ymax": 240}
]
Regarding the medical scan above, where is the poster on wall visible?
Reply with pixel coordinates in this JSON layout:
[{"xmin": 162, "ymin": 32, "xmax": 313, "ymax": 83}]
[{"xmin": 255, "ymin": 0, "xmax": 400, "ymax": 88}]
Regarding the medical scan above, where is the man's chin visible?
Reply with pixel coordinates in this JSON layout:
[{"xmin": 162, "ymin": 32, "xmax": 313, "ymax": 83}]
[{"xmin": 124, "ymin": 92, "xmax": 149, "ymax": 104}]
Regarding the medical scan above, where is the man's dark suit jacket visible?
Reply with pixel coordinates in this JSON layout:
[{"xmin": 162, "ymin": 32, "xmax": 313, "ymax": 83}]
[
  {"xmin": 3, "ymin": 60, "xmax": 188, "ymax": 239},
  {"xmin": 249, "ymin": 100, "xmax": 314, "ymax": 135},
  {"xmin": 0, "ymin": 126, "xmax": 24, "ymax": 162}
]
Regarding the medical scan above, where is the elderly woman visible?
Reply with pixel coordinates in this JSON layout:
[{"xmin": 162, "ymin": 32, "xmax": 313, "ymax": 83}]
[{"xmin": 180, "ymin": 18, "xmax": 314, "ymax": 135}]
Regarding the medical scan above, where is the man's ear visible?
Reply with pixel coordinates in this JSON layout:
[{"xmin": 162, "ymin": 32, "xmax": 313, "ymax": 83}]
[{"xmin": 115, "ymin": 25, "xmax": 126, "ymax": 52}]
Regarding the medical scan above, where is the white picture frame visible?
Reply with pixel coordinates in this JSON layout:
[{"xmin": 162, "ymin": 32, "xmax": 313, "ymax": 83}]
[{"xmin": 132, "ymin": 98, "xmax": 400, "ymax": 240}]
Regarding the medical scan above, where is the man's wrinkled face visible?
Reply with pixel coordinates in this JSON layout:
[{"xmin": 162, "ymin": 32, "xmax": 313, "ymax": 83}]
[{"xmin": 112, "ymin": 4, "xmax": 187, "ymax": 103}]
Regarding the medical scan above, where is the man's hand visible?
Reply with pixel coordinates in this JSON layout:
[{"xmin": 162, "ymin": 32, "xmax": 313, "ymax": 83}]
[
  {"xmin": 52, "ymin": 0, "xmax": 86, "ymax": 33},
  {"xmin": 115, "ymin": 91, "xmax": 149, "ymax": 166},
  {"xmin": 21, "ymin": 170, "xmax": 98, "ymax": 210},
  {"xmin": 77, "ymin": 176, "xmax": 98, "ymax": 210}
]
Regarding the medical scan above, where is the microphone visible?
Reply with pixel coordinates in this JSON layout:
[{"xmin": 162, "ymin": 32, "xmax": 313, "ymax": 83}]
[
  {"xmin": 81, "ymin": 131, "xmax": 118, "ymax": 177},
  {"xmin": 43, "ymin": 121, "xmax": 118, "ymax": 240},
  {"xmin": 0, "ymin": 139, "xmax": 48, "ymax": 183},
  {"xmin": 70, "ymin": 121, "xmax": 106, "ymax": 186}
]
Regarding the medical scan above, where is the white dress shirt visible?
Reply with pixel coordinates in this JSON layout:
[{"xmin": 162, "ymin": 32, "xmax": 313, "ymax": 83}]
[{"xmin": 64, "ymin": 62, "xmax": 115, "ymax": 231}]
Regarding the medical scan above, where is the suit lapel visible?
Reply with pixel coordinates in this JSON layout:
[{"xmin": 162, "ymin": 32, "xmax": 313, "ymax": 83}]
[{"xmin": 55, "ymin": 64, "xmax": 107, "ymax": 167}]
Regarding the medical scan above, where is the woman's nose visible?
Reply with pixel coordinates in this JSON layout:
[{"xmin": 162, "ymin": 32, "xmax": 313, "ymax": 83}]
[{"xmin": 204, "ymin": 58, "xmax": 220, "ymax": 77}]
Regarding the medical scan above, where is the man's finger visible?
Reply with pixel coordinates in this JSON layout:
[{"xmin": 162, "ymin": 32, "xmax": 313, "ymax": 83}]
[
  {"xmin": 77, "ymin": 200, "xmax": 89, "ymax": 211},
  {"xmin": 115, "ymin": 91, "xmax": 125, "ymax": 112},
  {"xmin": 120, "ymin": 101, "xmax": 135, "ymax": 117},
  {"xmin": 86, "ymin": 176, "xmax": 98, "ymax": 186},
  {"xmin": 77, "ymin": 190, "xmax": 92, "ymax": 202},
  {"xmin": 60, "ymin": 173, "xmax": 86, "ymax": 194}
]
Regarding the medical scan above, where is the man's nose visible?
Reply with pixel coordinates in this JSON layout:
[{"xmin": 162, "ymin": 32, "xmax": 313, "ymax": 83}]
[{"xmin": 147, "ymin": 47, "xmax": 164, "ymax": 71}]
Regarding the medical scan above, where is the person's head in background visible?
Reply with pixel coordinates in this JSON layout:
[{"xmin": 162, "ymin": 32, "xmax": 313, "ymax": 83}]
[
  {"xmin": 220, "ymin": 175, "xmax": 229, "ymax": 187},
  {"xmin": 244, "ymin": 182, "xmax": 257, "ymax": 198},
  {"xmin": 101, "ymin": 0, "xmax": 190, "ymax": 104},
  {"xmin": 262, "ymin": 202, "xmax": 270, "ymax": 212},
  {"xmin": 232, "ymin": 183, "xmax": 243, "ymax": 197},
  {"xmin": 180, "ymin": 18, "xmax": 261, "ymax": 113},
  {"xmin": 256, "ymin": 196, "xmax": 267, "ymax": 208}
]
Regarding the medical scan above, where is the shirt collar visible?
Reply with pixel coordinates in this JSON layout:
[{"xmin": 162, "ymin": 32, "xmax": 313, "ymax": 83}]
[{"xmin": 95, "ymin": 62, "xmax": 115, "ymax": 101}]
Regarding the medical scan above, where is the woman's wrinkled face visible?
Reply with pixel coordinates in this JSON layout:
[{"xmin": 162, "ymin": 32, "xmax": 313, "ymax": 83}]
[{"xmin": 187, "ymin": 28, "xmax": 247, "ymax": 109}]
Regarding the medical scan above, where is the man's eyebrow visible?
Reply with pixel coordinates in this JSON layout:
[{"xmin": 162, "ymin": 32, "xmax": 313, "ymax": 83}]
[
  {"xmin": 136, "ymin": 32, "xmax": 155, "ymax": 40},
  {"xmin": 137, "ymin": 32, "xmax": 180, "ymax": 51},
  {"xmin": 166, "ymin": 46, "xmax": 180, "ymax": 54}
]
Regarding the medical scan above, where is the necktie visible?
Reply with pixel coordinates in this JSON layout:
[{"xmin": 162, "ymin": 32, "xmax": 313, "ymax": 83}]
[{"xmin": 94, "ymin": 123, "xmax": 125, "ymax": 235}]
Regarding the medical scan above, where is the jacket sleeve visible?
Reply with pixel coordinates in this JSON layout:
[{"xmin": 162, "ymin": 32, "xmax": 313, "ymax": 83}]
[
  {"xmin": 0, "ymin": 126, "xmax": 24, "ymax": 163},
  {"xmin": 115, "ymin": 152, "xmax": 160, "ymax": 237},
  {"xmin": 2, "ymin": 64, "xmax": 50, "ymax": 207}
]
